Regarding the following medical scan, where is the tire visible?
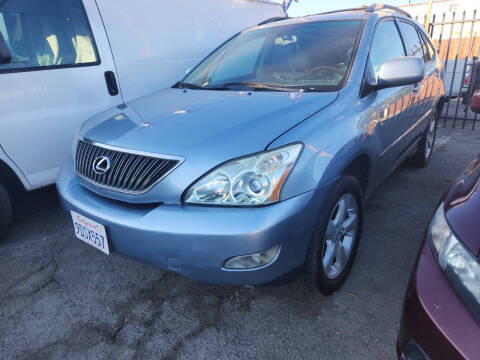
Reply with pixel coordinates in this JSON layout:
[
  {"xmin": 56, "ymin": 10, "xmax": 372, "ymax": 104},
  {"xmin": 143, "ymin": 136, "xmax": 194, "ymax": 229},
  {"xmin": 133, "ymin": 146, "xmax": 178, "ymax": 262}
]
[
  {"xmin": 409, "ymin": 112, "xmax": 437, "ymax": 167},
  {"xmin": 304, "ymin": 175, "xmax": 363, "ymax": 296},
  {"xmin": 0, "ymin": 182, "xmax": 12, "ymax": 239}
]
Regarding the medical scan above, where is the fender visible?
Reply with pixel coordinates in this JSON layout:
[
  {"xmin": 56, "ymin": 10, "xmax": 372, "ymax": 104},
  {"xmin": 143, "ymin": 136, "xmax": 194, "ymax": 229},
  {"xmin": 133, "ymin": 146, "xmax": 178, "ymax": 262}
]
[
  {"xmin": 268, "ymin": 82, "xmax": 379, "ymax": 200},
  {"xmin": 0, "ymin": 145, "xmax": 31, "ymax": 190}
]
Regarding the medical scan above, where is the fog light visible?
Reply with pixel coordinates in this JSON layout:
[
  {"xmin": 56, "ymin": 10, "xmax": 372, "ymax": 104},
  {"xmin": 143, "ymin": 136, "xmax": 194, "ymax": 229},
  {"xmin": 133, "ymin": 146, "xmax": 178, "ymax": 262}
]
[{"xmin": 224, "ymin": 245, "xmax": 281, "ymax": 269}]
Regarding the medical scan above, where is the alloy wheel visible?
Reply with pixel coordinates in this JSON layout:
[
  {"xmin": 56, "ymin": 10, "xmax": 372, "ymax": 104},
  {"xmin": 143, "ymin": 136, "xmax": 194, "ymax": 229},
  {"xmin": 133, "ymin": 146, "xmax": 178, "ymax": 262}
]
[
  {"xmin": 425, "ymin": 116, "xmax": 436, "ymax": 159},
  {"xmin": 322, "ymin": 193, "xmax": 358, "ymax": 279}
]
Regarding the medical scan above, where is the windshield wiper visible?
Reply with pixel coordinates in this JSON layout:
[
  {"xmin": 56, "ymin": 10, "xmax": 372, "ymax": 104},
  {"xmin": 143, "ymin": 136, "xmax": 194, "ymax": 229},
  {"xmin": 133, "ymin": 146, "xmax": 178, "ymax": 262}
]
[
  {"xmin": 173, "ymin": 81, "xmax": 302, "ymax": 92},
  {"xmin": 173, "ymin": 81, "xmax": 200, "ymax": 89},
  {"xmin": 172, "ymin": 81, "xmax": 226, "ymax": 90},
  {"xmin": 215, "ymin": 82, "xmax": 301, "ymax": 92}
]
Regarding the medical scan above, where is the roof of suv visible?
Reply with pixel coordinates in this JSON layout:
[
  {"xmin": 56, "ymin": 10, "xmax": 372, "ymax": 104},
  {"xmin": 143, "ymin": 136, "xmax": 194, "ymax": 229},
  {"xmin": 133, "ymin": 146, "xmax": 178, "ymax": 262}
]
[{"xmin": 257, "ymin": 3, "xmax": 412, "ymax": 28}]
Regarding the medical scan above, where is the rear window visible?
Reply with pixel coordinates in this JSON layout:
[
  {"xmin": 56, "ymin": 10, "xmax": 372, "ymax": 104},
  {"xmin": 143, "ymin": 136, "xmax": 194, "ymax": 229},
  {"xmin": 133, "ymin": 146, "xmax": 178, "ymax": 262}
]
[{"xmin": 0, "ymin": 0, "xmax": 99, "ymax": 72}]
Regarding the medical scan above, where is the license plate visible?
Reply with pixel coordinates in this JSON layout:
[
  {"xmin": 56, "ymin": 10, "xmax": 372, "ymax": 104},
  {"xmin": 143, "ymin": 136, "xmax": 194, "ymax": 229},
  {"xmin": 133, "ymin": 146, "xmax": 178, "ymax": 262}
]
[{"xmin": 71, "ymin": 211, "xmax": 109, "ymax": 254}]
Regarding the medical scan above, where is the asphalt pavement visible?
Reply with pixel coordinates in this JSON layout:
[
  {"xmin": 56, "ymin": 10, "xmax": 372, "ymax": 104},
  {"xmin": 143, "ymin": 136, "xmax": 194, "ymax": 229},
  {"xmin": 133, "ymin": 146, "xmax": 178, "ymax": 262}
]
[{"xmin": 1, "ymin": 127, "xmax": 479, "ymax": 360}]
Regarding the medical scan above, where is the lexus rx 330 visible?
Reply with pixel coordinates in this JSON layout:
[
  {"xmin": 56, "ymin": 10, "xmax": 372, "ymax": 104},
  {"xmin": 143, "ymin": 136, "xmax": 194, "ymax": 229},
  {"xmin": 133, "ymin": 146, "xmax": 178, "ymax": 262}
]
[{"xmin": 57, "ymin": 5, "xmax": 445, "ymax": 294}]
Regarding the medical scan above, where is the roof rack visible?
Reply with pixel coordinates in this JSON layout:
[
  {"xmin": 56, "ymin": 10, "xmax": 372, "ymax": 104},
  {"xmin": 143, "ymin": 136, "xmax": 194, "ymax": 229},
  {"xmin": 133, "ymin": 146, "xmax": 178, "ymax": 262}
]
[
  {"xmin": 309, "ymin": 3, "xmax": 411, "ymax": 19},
  {"xmin": 365, "ymin": 3, "xmax": 412, "ymax": 18},
  {"xmin": 311, "ymin": 6, "xmax": 368, "ymax": 17},
  {"xmin": 257, "ymin": 16, "xmax": 289, "ymax": 26}
]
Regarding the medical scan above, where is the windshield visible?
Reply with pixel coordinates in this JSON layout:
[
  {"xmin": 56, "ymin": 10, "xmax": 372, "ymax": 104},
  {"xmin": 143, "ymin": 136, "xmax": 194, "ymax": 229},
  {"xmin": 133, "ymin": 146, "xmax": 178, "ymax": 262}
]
[{"xmin": 179, "ymin": 20, "xmax": 362, "ymax": 92}]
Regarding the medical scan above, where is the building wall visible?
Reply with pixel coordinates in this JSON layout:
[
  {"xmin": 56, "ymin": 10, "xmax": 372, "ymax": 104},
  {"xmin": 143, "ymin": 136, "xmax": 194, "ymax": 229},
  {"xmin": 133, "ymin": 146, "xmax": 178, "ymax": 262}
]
[
  {"xmin": 400, "ymin": 0, "xmax": 480, "ymax": 59},
  {"xmin": 399, "ymin": 0, "xmax": 478, "ymax": 25}
]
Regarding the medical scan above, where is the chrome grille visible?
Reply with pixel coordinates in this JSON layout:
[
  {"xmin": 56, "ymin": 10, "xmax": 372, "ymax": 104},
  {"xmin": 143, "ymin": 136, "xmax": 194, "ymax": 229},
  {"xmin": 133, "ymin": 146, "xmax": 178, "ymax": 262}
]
[{"xmin": 75, "ymin": 140, "xmax": 180, "ymax": 194}]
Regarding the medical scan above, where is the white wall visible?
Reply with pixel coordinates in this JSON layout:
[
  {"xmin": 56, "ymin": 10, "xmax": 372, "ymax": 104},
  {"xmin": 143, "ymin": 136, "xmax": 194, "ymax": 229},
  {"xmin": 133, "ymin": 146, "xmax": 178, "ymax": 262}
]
[{"xmin": 399, "ymin": 0, "xmax": 479, "ymax": 28}]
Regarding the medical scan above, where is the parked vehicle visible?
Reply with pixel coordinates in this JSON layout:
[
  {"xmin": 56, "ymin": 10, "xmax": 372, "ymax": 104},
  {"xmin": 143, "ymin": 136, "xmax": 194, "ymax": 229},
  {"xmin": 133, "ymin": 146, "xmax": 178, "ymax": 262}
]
[
  {"xmin": 444, "ymin": 58, "xmax": 472, "ymax": 98},
  {"xmin": 57, "ymin": 4, "xmax": 445, "ymax": 293},
  {"xmin": 471, "ymin": 91, "xmax": 480, "ymax": 113},
  {"xmin": 463, "ymin": 62, "xmax": 480, "ymax": 106},
  {"xmin": 397, "ymin": 152, "xmax": 480, "ymax": 360},
  {"xmin": 0, "ymin": 0, "xmax": 285, "ymax": 237}
]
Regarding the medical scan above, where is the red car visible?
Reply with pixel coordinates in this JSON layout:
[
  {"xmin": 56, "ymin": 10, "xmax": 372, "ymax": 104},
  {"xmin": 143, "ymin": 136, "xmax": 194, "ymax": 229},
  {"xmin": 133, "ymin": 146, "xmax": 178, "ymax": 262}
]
[
  {"xmin": 398, "ymin": 154, "xmax": 480, "ymax": 359},
  {"xmin": 471, "ymin": 92, "xmax": 480, "ymax": 113}
]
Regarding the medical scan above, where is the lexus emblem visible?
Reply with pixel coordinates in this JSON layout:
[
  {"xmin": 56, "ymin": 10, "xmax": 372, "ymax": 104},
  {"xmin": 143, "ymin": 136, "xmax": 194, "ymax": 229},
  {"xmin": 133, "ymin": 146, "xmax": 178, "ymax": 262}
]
[{"xmin": 93, "ymin": 156, "xmax": 111, "ymax": 175}]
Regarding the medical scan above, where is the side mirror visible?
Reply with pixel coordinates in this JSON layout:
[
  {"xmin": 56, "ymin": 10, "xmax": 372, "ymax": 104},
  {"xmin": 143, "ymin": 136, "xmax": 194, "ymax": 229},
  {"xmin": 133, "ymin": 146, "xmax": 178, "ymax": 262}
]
[
  {"xmin": 0, "ymin": 31, "xmax": 11, "ymax": 64},
  {"xmin": 471, "ymin": 92, "xmax": 480, "ymax": 114},
  {"xmin": 368, "ymin": 56, "xmax": 425, "ymax": 92}
]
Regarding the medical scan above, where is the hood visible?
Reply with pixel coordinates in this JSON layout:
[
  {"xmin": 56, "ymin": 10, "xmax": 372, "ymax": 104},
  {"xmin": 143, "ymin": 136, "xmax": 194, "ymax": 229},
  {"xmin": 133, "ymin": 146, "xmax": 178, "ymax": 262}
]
[
  {"xmin": 84, "ymin": 88, "xmax": 338, "ymax": 157},
  {"xmin": 80, "ymin": 88, "xmax": 338, "ymax": 203},
  {"xmin": 444, "ymin": 154, "xmax": 480, "ymax": 257}
]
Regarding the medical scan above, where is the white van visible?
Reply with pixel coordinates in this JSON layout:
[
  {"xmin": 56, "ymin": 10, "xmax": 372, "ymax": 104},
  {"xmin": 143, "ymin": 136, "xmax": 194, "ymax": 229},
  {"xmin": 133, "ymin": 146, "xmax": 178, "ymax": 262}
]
[
  {"xmin": 0, "ymin": 0, "xmax": 285, "ymax": 236},
  {"xmin": 443, "ymin": 58, "xmax": 472, "ymax": 98}
]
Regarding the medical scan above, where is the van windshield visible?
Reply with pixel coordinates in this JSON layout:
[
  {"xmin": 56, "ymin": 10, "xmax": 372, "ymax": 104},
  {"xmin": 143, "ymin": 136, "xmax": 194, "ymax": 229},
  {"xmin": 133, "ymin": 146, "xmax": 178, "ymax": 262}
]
[{"xmin": 179, "ymin": 20, "xmax": 362, "ymax": 92}]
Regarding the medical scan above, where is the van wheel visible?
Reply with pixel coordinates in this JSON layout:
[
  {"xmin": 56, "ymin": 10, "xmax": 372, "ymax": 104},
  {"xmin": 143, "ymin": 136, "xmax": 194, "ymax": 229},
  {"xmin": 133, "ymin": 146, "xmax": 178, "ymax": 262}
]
[
  {"xmin": 0, "ymin": 182, "xmax": 12, "ymax": 239},
  {"xmin": 410, "ymin": 113, "xmax": 437, "ymax": 167},
  {"xmin": 304, "ymin": 175, "xmax": 362, "ymax": 296}
]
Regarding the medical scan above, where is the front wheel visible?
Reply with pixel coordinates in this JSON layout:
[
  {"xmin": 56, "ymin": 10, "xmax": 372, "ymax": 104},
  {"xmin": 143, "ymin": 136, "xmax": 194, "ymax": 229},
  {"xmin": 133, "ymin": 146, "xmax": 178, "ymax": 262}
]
[
  {"xmin": 0, "ymin": 182, "xmax": 12, "ymax": 239},
  {"xmin": 304, "ymin": 175, "xmax": 363, "ymax": 296}
]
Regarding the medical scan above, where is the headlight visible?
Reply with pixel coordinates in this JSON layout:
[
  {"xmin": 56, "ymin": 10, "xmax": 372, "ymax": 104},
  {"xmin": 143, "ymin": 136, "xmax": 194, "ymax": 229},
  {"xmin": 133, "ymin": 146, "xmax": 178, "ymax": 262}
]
[
  {"xmin": 183, "ymin": 143, "xmax": 302, "ymax": 206},
  {"xmin": 428, "ymin": 203, "xmax": 480, "ymax": 319}
]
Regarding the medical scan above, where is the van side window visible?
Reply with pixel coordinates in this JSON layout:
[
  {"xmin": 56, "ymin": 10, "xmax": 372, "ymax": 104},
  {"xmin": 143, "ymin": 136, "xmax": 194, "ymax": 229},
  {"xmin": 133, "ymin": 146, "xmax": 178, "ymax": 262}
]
[
  {"xmin": 0, "ymin": 0, "xmax": 98, "ymax": 72},
  {"xmin": 398, "ymin": 21, "xmax": 424, "ymax": 59},
  {"xmin": 368, "ymin": 20, "xmax": 406, "ymax": 82}
]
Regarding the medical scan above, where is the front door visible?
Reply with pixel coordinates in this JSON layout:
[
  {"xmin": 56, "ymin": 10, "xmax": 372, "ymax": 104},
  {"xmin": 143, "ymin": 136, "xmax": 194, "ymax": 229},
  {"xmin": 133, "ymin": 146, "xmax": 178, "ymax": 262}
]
[
  {"xmin": 0, "ymin": 0, "xmax": 122, "ymax": 188},
  {"xmin": 365, "ymin": 19, "xmax": 412, "ymax": 181}
]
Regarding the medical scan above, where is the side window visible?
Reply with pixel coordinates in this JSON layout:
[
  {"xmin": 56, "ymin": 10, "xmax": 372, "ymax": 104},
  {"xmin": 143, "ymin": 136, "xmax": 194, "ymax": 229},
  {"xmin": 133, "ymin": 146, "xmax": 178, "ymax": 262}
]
[
  {"xmin": 368, "ymin": 20, "xmax": 406, "ymax": 81},
  {"xmin": 423, "ymin": 33, "xmax": 436, "ymax": 61},
  {"xmin": 398, "ymin": 21, "xmax": 424, "ymax": 59},
  {"xmin": 418, "ymin": 31, "xmax": 432, "ymax": 63},
  {"xmin": 0, "ymin": 0, "xmax": 98, "ymax": 72}
]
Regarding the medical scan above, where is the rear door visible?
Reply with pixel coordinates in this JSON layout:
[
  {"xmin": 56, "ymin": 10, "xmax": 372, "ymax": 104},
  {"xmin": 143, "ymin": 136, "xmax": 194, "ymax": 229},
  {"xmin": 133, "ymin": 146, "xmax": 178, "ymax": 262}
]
[
  {"xmin": 419, "ymin": 31, "xmax": 444, "ymax": 108},
  {"xmin": 0, "ymin": 0, "xmax": 122, "ymax": 188},
  {"xmin": 417, "ymin": 29, "xmax": 437, "ymax": 112},
  {"xmin": 397, "ymin": 21, "xmax": 429, "ymax": 138}
]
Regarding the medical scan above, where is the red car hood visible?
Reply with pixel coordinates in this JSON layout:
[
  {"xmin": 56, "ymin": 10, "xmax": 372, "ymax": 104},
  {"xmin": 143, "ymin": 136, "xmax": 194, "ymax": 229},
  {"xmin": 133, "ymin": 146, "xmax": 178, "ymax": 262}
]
[{"xmin": 444, "ymin": 154, "xmax": 480, "ymax": 257}]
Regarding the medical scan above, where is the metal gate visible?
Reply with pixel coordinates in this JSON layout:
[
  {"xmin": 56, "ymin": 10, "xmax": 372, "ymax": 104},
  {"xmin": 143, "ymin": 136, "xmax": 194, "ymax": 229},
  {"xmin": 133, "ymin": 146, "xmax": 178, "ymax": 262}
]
[{"xmin": 424, "ymin": 10, "xmax": 480, "ymax": 129}]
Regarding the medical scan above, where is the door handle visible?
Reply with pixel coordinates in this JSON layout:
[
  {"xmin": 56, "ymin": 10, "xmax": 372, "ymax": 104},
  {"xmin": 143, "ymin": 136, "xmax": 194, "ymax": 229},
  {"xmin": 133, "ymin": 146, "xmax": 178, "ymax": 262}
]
[
  {"xmin": 412, "ymin": 83, "xmax": 420, "ymax": 94},
  {"xmin": 104, "ymin": 71, "xmax": 119, "ymax": 96}
]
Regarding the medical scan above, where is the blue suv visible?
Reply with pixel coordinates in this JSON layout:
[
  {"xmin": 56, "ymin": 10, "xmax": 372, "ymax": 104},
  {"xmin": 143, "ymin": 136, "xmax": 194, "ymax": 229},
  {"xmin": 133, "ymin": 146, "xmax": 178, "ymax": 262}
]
[{"xmin": 57, "ymin": 4, "xmax": 445, "ymax": 294}]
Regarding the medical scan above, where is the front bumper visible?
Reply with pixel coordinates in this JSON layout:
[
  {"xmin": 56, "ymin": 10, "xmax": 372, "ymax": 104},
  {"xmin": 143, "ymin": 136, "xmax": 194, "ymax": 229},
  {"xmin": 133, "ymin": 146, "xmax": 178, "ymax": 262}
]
[
  {"xmin": 397, "ymin": 239, "xmax": 480, "ymax": 360},
  {"xmin": 56, "ymin": 158, "xmax": 325, "ymax": 285}
]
